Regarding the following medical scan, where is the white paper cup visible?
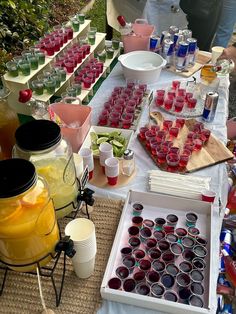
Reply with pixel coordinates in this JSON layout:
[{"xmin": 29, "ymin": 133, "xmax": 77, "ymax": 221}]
[
  {"xmin": 72, "ymin": 255, "xmax": 96, "ymax": 278},
  {"xmin": 65, "ymin": 218, "xmax": 97, "ymax": 263},
  {"xmin": 211, "ymin": 46, "xmax": 224, "ymax": 64},
  {"xmin": 105, "ymin": 157, "xmax": 119, "ymax": 185},
  {"xmin": 99, "ymin": 142, "xmax": 113, "ymax": 167},
  {"xmin": 79, "ymin": 148, "xmax": 94, "ymax": 179}
]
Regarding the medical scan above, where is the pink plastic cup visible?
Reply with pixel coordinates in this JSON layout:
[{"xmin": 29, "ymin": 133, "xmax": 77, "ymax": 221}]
[
  {"xmin": 187, "ymin": 98, "xmax": 197, "ymax": 109},
  {"xmin": 163, "ymin": 120, "xmax": 173, "ymax": 131},
  {"xmin": 155, "ymin": 95, "xmax": 164, "ymax": 106},
  {"xmin": 169, "ymin": 127, "xmax": 179, "ymax": 139},
  {"xmin": 164, "ymin": 98, "xmax": 173, "ymax": 111},
  {"xmin": 174, "ymin": 101, "xmax": 184, "ymax": 113},
  {"xmin": 172, "ymin": 80, "xmax": 181, "ymax": 90},
  {"xmin": 139, "ymin": 126, "xmax": 149, "ymax": 140},
  {"xmin": 156, "ymin": 89, "xmax": 165, "ymax": 97},
  {"xmin": 175, "ymin": 118, "xmax": 185, "ymax": 128},
  {"xmin": 201, "ymin": 189, "xmax": 216, "ymax": 202}
]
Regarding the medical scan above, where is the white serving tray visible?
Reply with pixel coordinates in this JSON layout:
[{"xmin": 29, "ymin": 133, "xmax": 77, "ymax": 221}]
[
  {"xmin": 79, "ymin": 125, "xmax": 134, "ymax": 158},
  {"xmin": 101, "ymin": 190, "xmax": 214, "ymax": 314}
]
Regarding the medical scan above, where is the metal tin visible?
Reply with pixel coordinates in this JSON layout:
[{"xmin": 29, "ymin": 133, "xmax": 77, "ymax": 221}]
[
  {"xmin": 160, "ymin": 31, "xmax": 171, "ymax": 45},
  {"xmin": 182, "ymin": 29, "xmax": 192, "ymax": 41},
  {"xmin": 150, "ymin": 35, "xmax": 160, "ymax": 51},
  {"xmin": 175, "ymin": 41, "xmax": 189, "ymax": 71},
  {"xmin": 202, "ymin": 92, "xmax": 219, "ymax": 122},
  {"xmin": 169, "ymin": 25, "xmax": 179, "ymax": 35},
  {"xmin": 173, "ymin": 33, "xmax": 184, "ymax": 47},
  {"xmin": 162, "ymin": 39, "xmax": 174, "ymax": 66},
  {"xmin": 220, "ymin": 229, "xmax": 232, "ymax": 244},
  {"xmin": 187, "ymin": 37, "xmax": 197, "ymax": 65}
]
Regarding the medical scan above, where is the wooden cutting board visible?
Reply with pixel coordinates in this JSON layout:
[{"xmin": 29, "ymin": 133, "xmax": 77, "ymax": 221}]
[
  {"xmin": 166, "ymin": 51, "xmax": 212, "ymax": 78},
  {"xmin": 145, "ymin": 111, "xmax": 234, "ymax": 173}
]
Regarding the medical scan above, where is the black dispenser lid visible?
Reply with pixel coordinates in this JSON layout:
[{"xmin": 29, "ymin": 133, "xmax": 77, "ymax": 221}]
[
  {"xmin": 0, "ymin": 159, "xmax": 37, "ymax": 198},
  {"xmin": 15, "ymin": 120, "xmax": 61, "ymax": 151}
]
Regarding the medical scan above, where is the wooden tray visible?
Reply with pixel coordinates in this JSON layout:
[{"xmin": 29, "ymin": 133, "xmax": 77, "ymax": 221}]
[
  {"xmin": 166, "ymin": 51, "xmax": 212, "ymax": 78},
  {"xmin": 141, "ymin": 111, "xmax": 234, "ymax": 173}
]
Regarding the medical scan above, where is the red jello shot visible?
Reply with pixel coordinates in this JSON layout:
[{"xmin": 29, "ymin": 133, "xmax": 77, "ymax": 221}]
[
  {"xmin": 150, "ymin": 141, "xmax": 159, "ymax": 156},
  {"xmin": 179, "ymin": 154, "xmax": 190, "ymax": 168},
  {"xmin": 113, "ymin": 86, "xmax": 123, "ymax": 94},
  {"xmin": 184, "ymin": 143, "xmax": 194, "ymax": 153},
  {"xmin": 174, "ymin": 101, "xmax": 184, "ymax": 113},
  {"xmin": 156, "ymin": 89, "xmax": 165, "ymax": 97},
  {"xmin": 201, "ymin": 129, "xmax": 211, "ymax": 142},
  {"xmin": 175, "ymin": 118, "xmax": 185, "ymax": 128},
  {"xmin": 64, "ymin": 60, "xmax": 75, "ymax": 73},
  {"xmin": 193, "ymin": 138, "xmax": 203, "ymax": 151},
  {"xmin": 185, "ymin": 92, "xmax": 193, "ymax": 101},
  {"xmin": 176, "ymin": 88, "xmax": 186, "ymax": 97},
  {"xmin": 157, "ymin": 149, "xmax": 167, "ymax": 164},
  {"xmin": 120, "ymin": 93, "xmax": 129, "ymax": 102},
  {"xmin": 164, "ymin": 98, "xmax": 173, "ymax": 111},
  {"xmin": 150, "ymin": 125, "xmax": 160, "ymax": 134},
  {"xmin": 156, "ymin": 130, "xmax": 166, "ymax": 141},
  {"xmin": 155, "ymin": 95, "xmax": 164, "ymax": 106},
  {"xmin": 163, "ymin": 120, "xmax": 173, "ymax": 131},
  {"xmin": 113, "ymin": 104, "xmax": 123, "ymax": 114},
  {"xmin": 182, "ymin": 149, "xmax": 192, "ymax": 156},
  {"xmin": 103, "ymin": 101, "xmax": 111, "ymax": 111},
  {"xmin": 187, "ymin": 97, "xmax": 197, "ymax": 109},
  {"xmin": 166, "ymin": 153, "xmax": 180, "ymax": 172},
  {"xmin": 138, "ymin": 83, "xmax": 147, "ymax": 92},
  {"xmin": 121, "ymin": 114, "xmax": 133, "ymax": 129},
  {"xmin": 82, "ymin": 76, "xmax": 92, "ymax": 88},
  {"xmin": 124, "ymin": 105, "xmax": 135, "ymax": 115},
  {"xmin": 169, "ymin": 127, "xmax": 179, "ymax": 139},
  {"xmin": 193, "ymin": 122, "xmax": 204, "ymax": 133},
  {"xmin": 98, "ymin": 112, "xmax": 109, "ymax": 126},
  {"xmin": 145, "ymin": 130, "xmax": 156, "ymax": 149},
  {"xmin": 123, "ymin": 87, "xmax": 133, "ymax": 97},
  {"xmin": 109, "ymin": 112, "xmax": 121, "ymax": 128},
  {"xmin": 172, "ymin": 80, "xmax": 181, "ymax": 90},
  {"xmin": 161, "ymin": 140, "xmax": 173, "ymax": 153},
  {"xmin": 169, "ymin": 146, "xmax": 180, "ymax": 155},
  {"xmin": 139, "ymin": 126, "xmax": 149, "ymax": 140},
  {"xmin": 167, "ymin": 90, "xmax": 176, "ymax": 100},
  {"xmin": 127, "ymin": 99, "xmax": 136, "ymax": 108}
]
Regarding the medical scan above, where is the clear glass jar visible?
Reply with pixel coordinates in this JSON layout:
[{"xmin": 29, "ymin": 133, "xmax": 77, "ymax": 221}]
[
  {"xmin": 0, "ymin": 158, "xmax": 59, "ymax": 272},
  {"xmin": 13, "ymin": 120, "xmax": 78, "ymax": 219},
  {"xmin": 0, "ymin": 87, "xmax": 20, "ymax": 159},
  {"xmin": 121, "ymin": 149, "xmax": 135, "ymax": 176}
]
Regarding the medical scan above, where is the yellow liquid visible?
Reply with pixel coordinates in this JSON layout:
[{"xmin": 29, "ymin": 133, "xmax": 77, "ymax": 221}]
[
  {"xmin": 200, "ymin": 64, "xmax": 217, "ymax": 83},
  {"xmin": 0, "ymin": 179, "xmax": 59, "ymax": 272},
  {"xmin": 34, "ymin": 157, "xmax": 78, "ymax": 219}
]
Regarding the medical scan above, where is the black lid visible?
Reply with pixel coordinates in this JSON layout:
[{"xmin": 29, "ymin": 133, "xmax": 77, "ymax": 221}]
[
  {"xmin": 15, "ymin": 120, "xmax": 61, "ymax": 151},
  {"xmin": 0, "ymin": 159, "xmax": 37, "ymax": 198}
]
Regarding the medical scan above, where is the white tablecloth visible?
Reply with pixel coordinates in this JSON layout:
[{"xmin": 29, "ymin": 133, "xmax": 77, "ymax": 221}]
[{"xmin": 86, "ymin": 62, "xmax": 230, "ymax": 314}]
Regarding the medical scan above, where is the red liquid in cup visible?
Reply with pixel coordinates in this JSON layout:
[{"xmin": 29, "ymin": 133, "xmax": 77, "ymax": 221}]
[
  {"xmin": 167, "ymin": 91, "xmax": 176, "ymax": 99},
  {"xmin": 172, "ymin": 80, "xmax": 180, "ymax": 90},
  {"xmin": 187, "ymin": 98, "xmax": 197, "ymax": 109},
  {"xmin": 179, "ymin": 154, "xmax": 189, "ymax": 167},
  {"xmin": 107, "ymin": 176, "xmax": 118, "ymax": 185},
  {"xmin": 193, "ymin": 139, "xmax": 203, "ymax": 151},
  {"xmin": 156, "ymin": 96, "xmax": 164, "ymax": 106},
  {"xmin": 174, "ymin": 101, "xmax": 184, "ymax": 113},
  {"xmin": 163, "ymin": 120, "xmax": 173, "ymax": 131},
  {"xmin": 169, "ymin": 127, "xmax": 179, "ymax": 139},
  {"xmin": 176, "ymin": 88, "xmax": 186, "ymax": 97},
  {"xmin": 164, "ymin": 99, "xmax": 173, "ymax": 110},
  {"xmin": 139, "ymin": 127, "xmax": 149, "ymax": 140},
  {"xmin": 157, "ymin": 150, "xmax": 167, "ymax": 164},
  {"xmin": 175, "ymin": 118, "xmax": 185, "ymax": 128},
  {"xmin": 156, "ymin": 89, "xmax": 165, "ymax": 97}
]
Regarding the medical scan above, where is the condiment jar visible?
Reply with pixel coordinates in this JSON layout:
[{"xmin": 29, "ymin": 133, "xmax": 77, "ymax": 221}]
[
  {"xmin": 0, "ymin": 87, "xmax": 20, "ymax": 159},
  {"xmin": 0, "ymin": 158, "xmax": 59, "ymax": 272},
  {"xmin": 13, "ymin": 120, "xmax": 78, "ymax": 219},
  {"xmin": 121, "ymin": 149, "xmax": 135, "ymax": 176}
]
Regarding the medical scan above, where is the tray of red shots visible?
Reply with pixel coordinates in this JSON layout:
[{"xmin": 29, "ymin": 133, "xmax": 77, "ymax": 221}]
[
  {"xmin": 101, "ymin": 190, "xmax": 213, "ymax": 314},
  {"xmin": 138, "ymin": 113, "xmax": 233, "ymax": 173},
  {"xmin": 96, "ymin": 82, "xmax": 152, "ymax": 130},
  {"xmin": 154, "ymin": 80, "xmax": 204, "ymax": 118}
]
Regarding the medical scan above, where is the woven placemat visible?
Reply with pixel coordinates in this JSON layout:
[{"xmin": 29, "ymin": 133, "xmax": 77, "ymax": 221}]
[{"xmin": 0, "ymin": 197, "xmax": 123, "ymax": 314}]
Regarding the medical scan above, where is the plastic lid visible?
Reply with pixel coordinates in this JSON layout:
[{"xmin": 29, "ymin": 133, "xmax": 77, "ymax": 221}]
[
  {"xmin": 15, "ymin": 120, "xmax": 61, "ymax": 151},
  {"xmin": 123, "ymin": 149, "xmax": 134, "ymax": 160},
  {"xmin": 0, "ymin": 159, "xmax": 37, "ymax": 198}
]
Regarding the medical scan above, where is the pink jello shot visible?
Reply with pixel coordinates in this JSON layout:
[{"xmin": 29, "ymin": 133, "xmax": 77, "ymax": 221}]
[
  {"xmin": 166, "ymin": 153, "xmax": 180, "ymax": 172},
  {"xmin": 167, "ymin": 90, "xmax": 176, "ymax": 100},
  {"xmin": 193, "ymin": 122, "xmax": 204, "ymax": 133},
  {"xmin": 150, "ymin": 141, "xmax": 159, "ymax": 156},
  {"xmin": 169, "ymin": 146, "xmax": 180, "ymax": 155},
  {"xmin": 187, "ymin": 98, "xmax": 197, "ymax": 109},
  {"xmin": 164, "ymin": 98, "xmax": 173, "ymax": 111},
  {"xmin": 185, "ymin": 92, "xmax": 193, "ymax": 101},
  {"xmin": 121, "ymin": 114, "xmax": 133, "ymax": 129},
  {"xmin": 172, "ymin": 80, "xmax": 181, "ymax": 90},
  {"xmin": 161, "ymin": 141, "xmax": 173, "ymax": 153},
  {"xmin": 156, "ymin": 130, "xmax": 167, "ymax": 141},
  {"xmin": 179, "ymin": 154, "xmax": 190, "ymax": 168},
  {"xmin": 176, "ymin": 88, "xmax": 186, "ymax": 97},
  {"xmin": 201, "ymin": 129, "xmax": 211, "ymax": 142},
  {"xmin": 157, "ymin": 149, "xmax": 167, "ymax": 164},
  {"xmin": 98, "ymin": 112, "xmax": 109, "ymax": 126},
  {"xmin": 145, "ymin": 131, "xmax": 156, "ymax": 150},
  {"xmin": 187, "ymin": 131, "xmax": 195, "ymax": 140},
  {"xmin": 184, "ymin": 143, "xmax": 194, "ymax": 153},
  {"xmin": 150, "ymin": 125, "xmax": 160, "ymax": 134},
  {"xmin": 109, "ymin": 112, "xmax": 121, "ymax": 128},
  {"xmin": 82, "ymin": 76, "xmax": 92, "ymax": 88},
  {"xmin": 155, "ymin": 95, "xmax": 164, "ymax": 106}
]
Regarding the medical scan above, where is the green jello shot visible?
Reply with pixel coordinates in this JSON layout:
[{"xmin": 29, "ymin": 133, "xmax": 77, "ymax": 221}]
[{"xmin": 6, "ymin": 61, "xmax": 19, "ymax": 77}]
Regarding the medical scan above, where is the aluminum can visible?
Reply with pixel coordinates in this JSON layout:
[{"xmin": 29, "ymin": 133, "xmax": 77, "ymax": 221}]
[
  {"xmin": 160, "ymin": 31, "xmax": 171, "ymax": 45},
  {"xmin": 169, "ymin": 25, "xmax": 179, "ymax": 35},
  {"xmin": 173, "ymin": 33, "xmax": 184, "ymax": 47},
  {"xmin": 162, "ymin": 39, "xmax": 174, "ymax": 66},
  {"xmin": 202, "ymin": 92, "xmax": 219, "ymax": 122},
  {"xmin": 219, "ymin": 254, "xmax": 225, "ymax": 272},
  {"xmin": 222, "ymin": 304, "xmax": 233, "ymax": 314},
  {"xmin": 217, "ymin": 294, "xmax": 224, "ymax": 312},
  {"xmin": 150, "ymin": 35, "xmax": 160, "ymax": 51},
  {"xmin": 187, "ymin": 37, "xmax": 198, "ymax": 65},
  {"xmin": 182, "ymin": 29, "xmax": 192, "ymax": 41},
  {"xmin": 220, "ymin": 229, "xmax": 232, "ymax": 243},
  {"xmin": 175, "ymin": 41, "xmax": 189, "ymax": 71}
]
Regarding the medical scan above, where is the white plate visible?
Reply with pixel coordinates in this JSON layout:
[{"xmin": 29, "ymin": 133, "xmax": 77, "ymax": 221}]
[{"xmin": 79, "ymin": 125, "xmax": 134, "ymax": 158}]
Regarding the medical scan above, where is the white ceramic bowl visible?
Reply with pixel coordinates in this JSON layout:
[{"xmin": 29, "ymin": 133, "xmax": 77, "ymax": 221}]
[{"xmin": 118, "ymin": 51, "xmax": 166, "ymax": 84}]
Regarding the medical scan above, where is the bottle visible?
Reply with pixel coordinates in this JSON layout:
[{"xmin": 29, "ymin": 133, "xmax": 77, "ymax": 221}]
[
  {"xmin": 0, "ymin": 158, "xmax": 59, "ymax": 272},
  {"xmin": 200, "ymin": 59, "xmax": 235, "ymax": 83},
  {"xmin": 117, "ymin": 15, "xmax": 132, "ymax": 36},
  {"xmin": 122, "ymin": 149, "xmax": 135, "ymax": 176},
  {"xmin": 222, "ymin": 249, "xmax": 236, "ymax": 287},
  {"xmin": 0, "ymin": 87, "xmax": 20, "ymax": 159},
  {"xmin": 225, "ymin": 185, "xmax": 236, "ymax": 214},
  {"xmin": 13, "ymin": 120, "xmax": 78, "ymax": 219}
]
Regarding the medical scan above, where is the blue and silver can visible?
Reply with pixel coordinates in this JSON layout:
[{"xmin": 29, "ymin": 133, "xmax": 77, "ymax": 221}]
[
  {"xmin": 219, "ymin": 254, "xmax": 225, "ymax": 272},
  {"xmin": 187, "ymin": 37, "xmax": 198, "ymax": 65},
  {"xmin": 175, "ymin": 41, "xmax": 189, "ymax": 71},
  {"xmin": 160, "ymin": 31, "xmax": 171, "ymax": 45},
  {"xmin": 162, "ymin": 39, "xmax": 174, "ymax": 66},
  {"xmin": 182, "ymin": 29, "xmax": 192, "ymax": 41},
  {"xmin": 150, "ymin": 35, "xmax": 160, "ymax": 52},
  {"xmin": 220, "ymin": 229, "xmax": 232, "ymax": 243},
  {"xmin": 169, "ymin": 25, "xmax": 179, "ymax": 40},
  {"xmin": 173, "ymin": 33, "xmax": 184, "ymax": 48},
  {"xmin": 202, "ymin": 92, "xmax": 219, "ymax": 122}
]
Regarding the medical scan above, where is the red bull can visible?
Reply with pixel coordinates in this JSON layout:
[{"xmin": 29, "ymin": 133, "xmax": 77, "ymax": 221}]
[
  {"xmin": 150, "ymin": 35, "xmax": 160, "ymax": 52},
  {"xmin": 182, "ymin": 29, "xmax": 192, "ymax": 41},
  {"xmin": 187, "ymin": 38, "xmax": 197, "ymax": 65},
  {"xmin": 202, "ymin": 92, "xmax": 219, "ymax": 122},
  {"xmin": 162, "ymin": 39, "xmax": 174, "ymax": 67},
  {"xmin": 173, "ymin": 33, "xmax": 184, "ymax": 48},
  {"xmin": 160, "ymin": 31, "xmax": 171, "ymax": 45},
  {"xmin": 175, "ymin": 41, "xmax": 189, "ymax": 71}
]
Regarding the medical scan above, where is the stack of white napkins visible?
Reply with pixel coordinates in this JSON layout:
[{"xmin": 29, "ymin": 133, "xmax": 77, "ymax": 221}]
[{"xmin": 148, "ymin": 170, "xmax": 211, "ymax": 200}]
